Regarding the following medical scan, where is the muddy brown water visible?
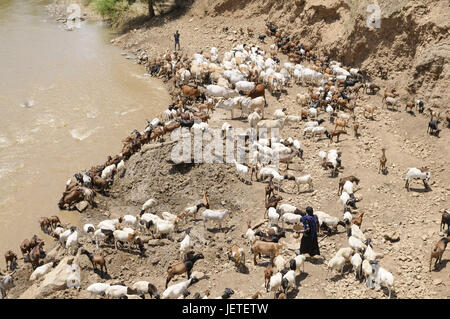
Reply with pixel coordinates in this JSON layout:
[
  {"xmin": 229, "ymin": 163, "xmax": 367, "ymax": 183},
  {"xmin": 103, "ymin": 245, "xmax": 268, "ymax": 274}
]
[{"xmin": 0, "ymin": 0, "xmax": 170, "ymax": 258}]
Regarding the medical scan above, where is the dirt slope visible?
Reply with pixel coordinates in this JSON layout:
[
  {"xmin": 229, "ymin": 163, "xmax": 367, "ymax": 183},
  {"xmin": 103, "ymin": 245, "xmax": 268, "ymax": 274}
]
[{"xmin": 113, "ymin": 0, "xmax": 449, "ymax": 109}]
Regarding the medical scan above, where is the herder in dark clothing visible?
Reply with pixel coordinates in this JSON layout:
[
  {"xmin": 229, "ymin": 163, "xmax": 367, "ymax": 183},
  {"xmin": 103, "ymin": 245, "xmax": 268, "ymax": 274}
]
[
  {"xmin": 174, "ymin": 30, "xmax": 180, "ymax": 51},
  {"xmin": 298, "ymin": 206, "xmax": 320, "ymax": 257}
]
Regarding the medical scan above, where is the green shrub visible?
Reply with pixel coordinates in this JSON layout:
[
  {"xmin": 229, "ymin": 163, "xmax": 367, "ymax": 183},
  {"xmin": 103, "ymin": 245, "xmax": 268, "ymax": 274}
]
[{"xmin": 93, "ymin": 0, "xmax": 128, "ymax": 19}]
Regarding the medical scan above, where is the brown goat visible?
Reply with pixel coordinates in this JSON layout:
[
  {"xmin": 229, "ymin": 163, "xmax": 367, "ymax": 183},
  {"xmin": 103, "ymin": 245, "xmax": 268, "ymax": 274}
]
[
  {"xmin": 197, "ymin": 100, "xmax": 215, "ymax": 114},
  {"xmin": 364, "ymin": 82, "xmax": 380, "ymax": 94},
  {"xmin": 180, "ymin": 111, "xmax": 194, "ymax": 121},
  {"xmin": 353, "ymin": 122, "xmax": 359, "ymax": 137},
  {"xmin": 247, "ymin": 84, "xmax": 266, "ymax": 100},
  {"xmin": 430, "ymin": 236, "xmax": 449, "ymax": 271},
  {"xmin": 251, "ymin": 291, "xmax": 262, "ymax": 299},
  {"xmin": 264, "ymin": 265, "xmax": 274, "ymax": 292},
  {"xmin": 338, "ymin": 176, "xmax": 360, "ymax": 195},
  {"xmin": 49, "ymin": 216, "xmax": 61, "ymax": 229},
  {"xmin": 334, "ymin": 118, "xmax": 348, "ymax": 131},
  {"xmin": 249, "ymin": 162, "xmax": 261, "ymax": 182},
  {"xmin": 252, "ymin": 240, "xmax": 281, "ymax": 265},
  {"xmin": 150, "ymin": 126, "xmax": 165, "ymax": 142},
  {"xmin": 19, "ymin": 239, "xmax": 32, "ymax": 258},
  {"xmin": 29, "ymin": 241, "xmax": 45, "ymax": 270},
  {"xmin": 363, "ymin": 105, "xmax": 376, "ymax": 119},
  {"xmin": 92, "ymin": 176, "xmax": 108, "ymax": 191},
  {"xmin": 335, "ymin": 99, "xmax": 348, "ymax": 111},
  {"xmin": 165, "ymin": 253, "xmax": 204, "ymax": 288},
  {"xmin": 227, "ymin": 245, "xmax": 245, "ymax": 268},
  {"xmin": 405, "ymin": 101, "xmax": 415, "ymax": 112},
  {"xmin": 265, "ymin": 195, "xmax": 283, "ymax": 218},
  {"xmin": 352, "ymin": 211, "xmax": 365, "ymax": 227},
  {"xmin": 379, "ymin": 148, "xmax": 387, "ymax": 174},
  {"xmin": 202, "ymin": 190, "xmax": 210, "ymax": 209},
  {"xmin": 58, "ymin": 187, "xmax": 84, "ymax": 209},
  {"xmin": 39, "ymin": 217, "xmax": 51, "ymax": 234},
  {"xmin": 265, "ymin": 181, "xmax": 275, "ymax": 200},
  {"xmin": 328, "ymin": 129, "xmax": 348, "ymax": 143},
  {"xmin": 163, "ymin": 121, "xmax": 181, "ymax": 134},
  {"xmin": 194, "ymin": 112, "xmax": 210, "ymax": 123},
  {"xmin": 382, "ymin": 89, "xmax": 398, "ymax": 103},
  {"xmin": 81, "ymin": 249, "xmax": 107, "ymax": 277},
  {"xmin": 4, "ymin": 250, "xmax": 18, "ymax": 271},
  {"xmin": 181, "ymin": 85, "xmax": 201, "ymax": 100},
  {"xmin": 65, "ymin": 179, "xmax": 80, "ymax": 193},
  {"xmin": 441, "ymin": 210, "xmax": 449, "ymax": 232}
]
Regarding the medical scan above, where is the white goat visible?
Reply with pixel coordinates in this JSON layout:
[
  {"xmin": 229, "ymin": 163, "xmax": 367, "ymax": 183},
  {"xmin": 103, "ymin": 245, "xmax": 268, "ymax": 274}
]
[
  {"xmin": 290, "ymin": 254, "xmax": 306, "ymax": 273},
  {"xmin": 202, "ymin": 209, "xmax": 230, "ymax": 230},
  {"xmin": 405, "ymin": 167, "xmax": 431, "ymax": 191},
  {"xmin": 87, "ymin": 282, "xmax": 111, "ymax": 297},
  {"xmin": 141, "ymin": 198, "xmax": 157, "ymax": 214},
  {"xmin": 327, "ymin": 255, "xmax": 346, "ymax": 277},
  {"xmin": 351, "ymin": 253, "xmax": 362, "ymax": 279},
  {"xmin": 273, "ymin": 255, "xmax": 286, "ymax": 272},
  {"xmin": 293, "ymin": 174, "xmax": 313, "ymax": 193},
  {"xmin": 162, "ymin": 277, "xmax": 199, "ymax": 299},
  {"xmin": 101, "ymin": 164, "xmax": 116, "ymax": 180},
  {"xmin": 268, "ymin": 207, "xmax": 280, "ymax": 226},
  {"xmin": 30, "ymin": 261, "xmax": 57, "ymax": 281},
  {"xmin": 66, "ymin": 230, "xmax": 78, "ymax": 255}
]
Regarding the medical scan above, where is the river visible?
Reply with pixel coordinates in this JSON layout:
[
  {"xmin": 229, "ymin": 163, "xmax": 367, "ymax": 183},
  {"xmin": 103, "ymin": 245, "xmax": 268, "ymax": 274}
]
[{"xmin": 0, "ymin": 0, "xmax": 170, "ymax": 256}]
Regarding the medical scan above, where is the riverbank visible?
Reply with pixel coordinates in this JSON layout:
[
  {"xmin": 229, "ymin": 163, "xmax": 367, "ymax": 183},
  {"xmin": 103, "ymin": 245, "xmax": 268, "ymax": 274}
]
[
  {"xmin": 4, "ymin": 0, "xmax": 450, "ymax": 299},
  {"xmin": 0, "ymin": 0, "xmax": 170, "ymax": 265}
]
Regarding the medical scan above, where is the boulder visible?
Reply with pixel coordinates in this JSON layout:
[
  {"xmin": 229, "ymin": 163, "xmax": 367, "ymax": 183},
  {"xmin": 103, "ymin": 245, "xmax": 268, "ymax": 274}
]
[
  {"xmin": 383, "ymin": 231, "xmax": 400, "ymax": 242},
  {"xmin": 191, "ymin": 271, "xmax": 206, "ymax": 280},
  {"xmin": 45, "ymin": 245, "xmax": 65, "ymax": 261},
  {"xmin": 76, "ymin": 201, "xmax": 89, "ymax": 212},
  {"xmin": 19, "ymin": 257, "xmax": 81, "ymax": 299}
]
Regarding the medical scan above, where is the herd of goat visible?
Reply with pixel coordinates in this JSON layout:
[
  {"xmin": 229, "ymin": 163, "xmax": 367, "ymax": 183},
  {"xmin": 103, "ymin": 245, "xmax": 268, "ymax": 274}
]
[{"xmin": 1, "ymin": 22, "xmax": 449, "ymax": 300}]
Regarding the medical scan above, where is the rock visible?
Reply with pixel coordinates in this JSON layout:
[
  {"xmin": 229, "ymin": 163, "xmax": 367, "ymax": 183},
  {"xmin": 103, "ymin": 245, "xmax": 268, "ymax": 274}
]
[
  {"xmin": 19, "ymin": 257, "xmax": 81, "ymax": 299},
  {"xmin": 75, "ymin": 201, "xmax": 89, "ymax": 212},
  {"xmin": 147, "ymin": 239, "xmax": 163, "ymax": 246},
  {"xmin": 151, "ymin": 259, "xmax": 160, "ymax": 265},
  {"xmin": 433, "ymin": 279, "xmax": 443, "ymax": 285},
  {"xmin": 45, "ymin": 245, "xmax": 64, "ymax": 261},
  {"xmin": 383, "ymin": 232, "xmax": 400, "ymax": 242},
  {"xmin": 191, "ymin": 271, "xmax": 205, "ymax": 279},
  {"xmin": 139, "ymin": 236, "xmax": 153, "ymax": 244}
]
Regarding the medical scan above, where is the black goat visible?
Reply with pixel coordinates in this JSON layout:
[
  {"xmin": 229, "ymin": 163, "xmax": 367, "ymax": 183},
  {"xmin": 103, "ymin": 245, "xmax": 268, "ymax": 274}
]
[
  {"xmin": 255, "ymin": 230, "xmax": 286, "ymax": 243},
  {"xmin": 427, "ymin": 119, "xmax": 441, "ymax": 137},
  {"xmin": 221, "ymin": 288, "xmax": 234, "ymax": 299},
  {"xmin": 180, "ymin": 119, "xmax": 195, "ymax": 128}
]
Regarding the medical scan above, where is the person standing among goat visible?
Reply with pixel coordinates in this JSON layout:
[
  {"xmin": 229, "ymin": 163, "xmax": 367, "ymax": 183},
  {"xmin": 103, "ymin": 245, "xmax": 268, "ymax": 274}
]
[
  {"xmin": 296, "ymin": 206, "xmax": 320, "ymax": 259},
  {"xmin": 174, "ymin": 30, "xmax": 180, "ymax": 51}
]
